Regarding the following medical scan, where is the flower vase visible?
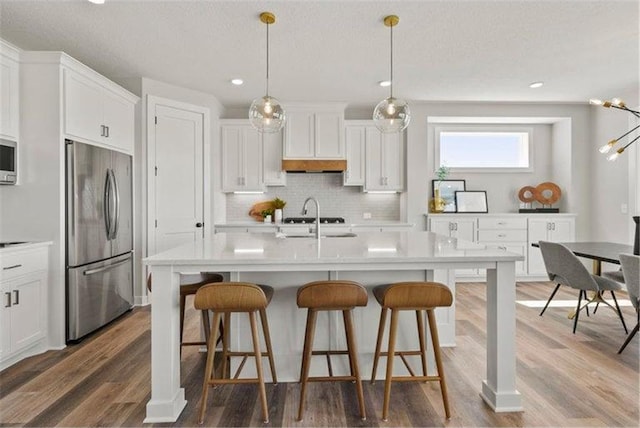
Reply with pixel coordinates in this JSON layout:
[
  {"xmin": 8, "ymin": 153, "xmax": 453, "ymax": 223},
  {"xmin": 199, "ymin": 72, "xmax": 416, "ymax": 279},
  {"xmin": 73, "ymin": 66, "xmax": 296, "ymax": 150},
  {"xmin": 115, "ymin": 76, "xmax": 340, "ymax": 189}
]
[
  {"xmin": 274, "ymin": 209, "xmax": 283, "ymax": 224},
  {"xmin": 430, "ymin": 188, "xmax": 446, "ymax": 213}
]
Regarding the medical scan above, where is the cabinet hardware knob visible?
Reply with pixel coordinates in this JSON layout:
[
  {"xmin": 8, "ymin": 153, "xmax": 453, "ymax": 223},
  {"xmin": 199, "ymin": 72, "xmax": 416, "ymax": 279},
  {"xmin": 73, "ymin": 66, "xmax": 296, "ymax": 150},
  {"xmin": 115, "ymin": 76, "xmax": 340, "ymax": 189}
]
[
  {"xmin": 13, "ymin": 290, "xmax": 19, "ymax": 305},
  {"xmin": 4, "ymin": 292, "xmax": 11, "ymax": 308},
  {"xmin": 196, "ymin": 222, "xmax": 203, "ymax": 228}
]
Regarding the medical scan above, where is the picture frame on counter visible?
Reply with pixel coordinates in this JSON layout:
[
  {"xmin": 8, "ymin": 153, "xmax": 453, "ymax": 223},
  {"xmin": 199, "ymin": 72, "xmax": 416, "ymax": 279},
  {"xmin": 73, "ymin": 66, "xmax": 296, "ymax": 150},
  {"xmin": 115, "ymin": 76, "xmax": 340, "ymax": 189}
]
[
  {"xmin": 432, "ymin": 179, "xmax": 466, "ymax": 213},
  {"xmin": 455, "ymin": 190, "xmax": 488, "ymax": 213}
]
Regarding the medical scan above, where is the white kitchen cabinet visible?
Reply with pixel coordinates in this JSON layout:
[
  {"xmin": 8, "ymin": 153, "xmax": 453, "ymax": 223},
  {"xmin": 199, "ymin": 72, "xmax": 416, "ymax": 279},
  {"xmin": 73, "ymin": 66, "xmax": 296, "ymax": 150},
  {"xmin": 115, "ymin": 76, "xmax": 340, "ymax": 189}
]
[
  {"xmin": 63, "ymin": 67, "xmax": 136, "ymax": 153},
  {"xmin": 428, "ymin": 216, "xmax": 477, "ymax": 276},
  {"xmin": 364, "ymin": 127, "xmax": 405, "ymax": 192},
  {"xmin": 343, "ymin": 125, "xmax": 366, "ymax": 186},
  {"xmin": 477, "ymin": 216, "xmax": 528, "ymax": 276},
  {"xmin": 0, "ymin": 41, "xmax": 20, "ymax": 141},
  {"xmin": 262, "ymin": 128, "xmax": 286, "ymax": 186},
  {"xmin": 221, "ymin": 122, "xmax": 264, "ymax": 192},
  {"xmin": 527, "ymin": 216, "xmax": 576, "ymax": 275},
  {"xmin": 0, "ymin": 245, "xmax": 49, "ymax": 370},
  {"xmin": 283, "ymin": 105, "xmax": 345, "ymax": 159}
]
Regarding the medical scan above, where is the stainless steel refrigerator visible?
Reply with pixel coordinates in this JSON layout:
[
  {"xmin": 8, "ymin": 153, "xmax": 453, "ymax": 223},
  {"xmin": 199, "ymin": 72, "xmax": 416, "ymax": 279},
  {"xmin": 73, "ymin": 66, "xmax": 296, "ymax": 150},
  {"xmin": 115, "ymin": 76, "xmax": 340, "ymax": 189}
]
[{"xmin": 65, "ymin": 140, "xmax": 133, "ymax": 342}]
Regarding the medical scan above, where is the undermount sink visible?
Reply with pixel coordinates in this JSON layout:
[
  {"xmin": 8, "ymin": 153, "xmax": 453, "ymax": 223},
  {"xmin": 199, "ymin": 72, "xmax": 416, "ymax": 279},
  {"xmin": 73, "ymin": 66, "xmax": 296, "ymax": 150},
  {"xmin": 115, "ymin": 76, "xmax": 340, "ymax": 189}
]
[{"xmin": 278, "ymin": 233, "xmax": 357, "ymax": 239}]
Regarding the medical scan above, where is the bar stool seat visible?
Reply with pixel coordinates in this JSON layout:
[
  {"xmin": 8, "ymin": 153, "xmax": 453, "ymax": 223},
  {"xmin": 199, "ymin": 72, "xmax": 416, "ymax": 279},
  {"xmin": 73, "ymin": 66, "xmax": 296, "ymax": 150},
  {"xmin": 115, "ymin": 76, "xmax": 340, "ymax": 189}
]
[
  {"xmin": 194, "ymin": 282, "xmax": 277, "ymax": 424},
  {"xmin": 147, "ymin": 272, "xmax": 224, "ymax": 353},
  {"xmin": 296, "ymin": 280, "xmax": 368, "ymax": 422},
  {"xmin": 371, "ymin": 281, "xmax": 453, "ymax": 421}
]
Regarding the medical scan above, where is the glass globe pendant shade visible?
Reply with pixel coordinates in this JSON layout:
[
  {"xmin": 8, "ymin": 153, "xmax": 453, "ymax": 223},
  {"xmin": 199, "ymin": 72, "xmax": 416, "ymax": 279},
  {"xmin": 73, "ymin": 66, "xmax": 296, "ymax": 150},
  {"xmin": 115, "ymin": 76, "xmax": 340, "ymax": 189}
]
[
  {"xmin": 373, "ymin": 97, "xmax": 411, "ymax": 133},
  {"xmin": 249, "ymin": 95, "xmax": 286, "ymax": 133}
]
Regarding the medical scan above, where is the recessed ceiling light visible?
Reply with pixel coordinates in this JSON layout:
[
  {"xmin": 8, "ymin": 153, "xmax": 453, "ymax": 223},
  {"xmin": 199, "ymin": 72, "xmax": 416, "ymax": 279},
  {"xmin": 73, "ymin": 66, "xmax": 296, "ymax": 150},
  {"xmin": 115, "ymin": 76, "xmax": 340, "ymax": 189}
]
[
  {"xmin": 231, "ymin": 78, "xmax": 244, "ymax": 86},
  {"xmin": 378, "ymin": 80, "xmax": 391, "ymax": 87},
  {"xmin": 88, "ymin": 0, "xmax": 105, "ymax": 4},
  {"xmin": 529, "ymin": 81, "xmax": 544, "ymax": 88}
]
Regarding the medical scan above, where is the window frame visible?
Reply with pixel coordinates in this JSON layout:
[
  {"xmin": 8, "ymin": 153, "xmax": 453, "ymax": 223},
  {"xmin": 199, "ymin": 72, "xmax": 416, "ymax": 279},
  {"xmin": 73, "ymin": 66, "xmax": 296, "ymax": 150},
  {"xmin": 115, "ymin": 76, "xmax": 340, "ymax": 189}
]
[{"xmin": 434, "ymin": 124, "xmax": 534, "ymax": 173}]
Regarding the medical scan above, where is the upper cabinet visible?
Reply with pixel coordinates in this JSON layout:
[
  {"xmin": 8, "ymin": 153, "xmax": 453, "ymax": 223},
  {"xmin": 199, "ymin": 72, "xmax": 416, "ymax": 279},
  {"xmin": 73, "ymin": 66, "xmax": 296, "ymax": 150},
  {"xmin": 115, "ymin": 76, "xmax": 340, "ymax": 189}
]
[
  {"xmin": 283, "ymin": 104, "xmax": 345, "ymax": 159},
  {"xmin": 221, "ymin": 121, "xmax": 264, "ymax": 192},
  {"xmin": 262, "ymin": 129, "xmax": 286, "ymax": 186},
  {"xmin": 63, "ymin": 67, "xmax": 136, "ymax": 153},
  {"xmin": 364, "ymin": 126, "xmax": 405, "ymax": 192},
  {"xmin": 343, "ymin": 125, "xmax": 366, "ymax": 186},
  {"xmin": 0, "ymin": 41, "xmax": 20, "ymax": 141}
]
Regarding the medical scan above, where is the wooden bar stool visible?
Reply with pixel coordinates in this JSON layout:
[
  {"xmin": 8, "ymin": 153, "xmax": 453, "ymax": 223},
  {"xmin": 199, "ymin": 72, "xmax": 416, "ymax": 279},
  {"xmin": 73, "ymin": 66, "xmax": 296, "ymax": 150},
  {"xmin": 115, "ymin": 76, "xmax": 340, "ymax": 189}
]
[
  {"xmin": 296, "ymin": 280, "xmax": 368, "ymax": 422},
  {"xmin": 147, "ymin": 272, "xmax": 224, "ymax": 354},
  {"xmin": 194, "ymin": 282, "xmax": 277, "ymax": 424},
  {"xmin": 370, "ymin": 281, "xmax": 453, "ymax": 421}
]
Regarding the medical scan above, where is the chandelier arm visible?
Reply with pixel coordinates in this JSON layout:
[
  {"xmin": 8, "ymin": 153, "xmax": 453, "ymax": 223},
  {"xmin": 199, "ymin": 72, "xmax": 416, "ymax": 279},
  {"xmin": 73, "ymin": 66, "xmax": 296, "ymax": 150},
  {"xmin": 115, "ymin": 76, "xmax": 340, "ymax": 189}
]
[
  {"xmin": 614, "ymin": 122, "xmax": 640, "ymax": 141},
  {"xmin": 621, "ymin": 134, "xmax": 640, "ymax": 151},
  {"xmin": 611, "ymin": 104, "xmax": 640, "ymax": 117}
]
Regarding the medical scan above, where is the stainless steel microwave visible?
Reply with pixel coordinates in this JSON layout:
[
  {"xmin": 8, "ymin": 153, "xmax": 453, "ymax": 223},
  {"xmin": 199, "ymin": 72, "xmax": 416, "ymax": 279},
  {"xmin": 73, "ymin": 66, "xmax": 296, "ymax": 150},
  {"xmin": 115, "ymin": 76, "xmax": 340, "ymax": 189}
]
[{"xmin": 0, "ymin": 138, "xmax": 17, "ymax": 184}]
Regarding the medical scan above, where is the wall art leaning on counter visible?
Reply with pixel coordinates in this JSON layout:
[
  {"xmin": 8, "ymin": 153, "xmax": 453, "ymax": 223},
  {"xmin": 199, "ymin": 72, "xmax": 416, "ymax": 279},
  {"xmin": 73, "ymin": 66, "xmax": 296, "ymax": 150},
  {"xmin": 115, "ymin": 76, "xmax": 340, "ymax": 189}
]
[
  {"xmin": 518, "ymin": 182, "xmax": 561, "ymax": 213},
  {"xmin": 455, "ymin": 190, "xmax": 488, "ymax": 213}
]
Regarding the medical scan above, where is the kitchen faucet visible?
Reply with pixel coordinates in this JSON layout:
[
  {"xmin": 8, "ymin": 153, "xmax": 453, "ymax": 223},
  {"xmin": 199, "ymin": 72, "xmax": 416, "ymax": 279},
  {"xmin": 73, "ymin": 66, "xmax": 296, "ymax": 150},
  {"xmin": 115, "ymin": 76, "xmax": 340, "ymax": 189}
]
[{"xmin": 301, "ymin": 197, "xmax": 320, "ymax": 239}]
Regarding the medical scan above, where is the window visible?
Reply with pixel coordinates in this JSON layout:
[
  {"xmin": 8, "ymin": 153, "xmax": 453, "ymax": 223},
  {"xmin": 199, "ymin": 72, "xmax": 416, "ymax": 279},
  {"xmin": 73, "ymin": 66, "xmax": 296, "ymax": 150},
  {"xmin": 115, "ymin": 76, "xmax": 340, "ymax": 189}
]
[{"xmin": 435, "ymin": 125, "xmax": 533, "ymax": 172}]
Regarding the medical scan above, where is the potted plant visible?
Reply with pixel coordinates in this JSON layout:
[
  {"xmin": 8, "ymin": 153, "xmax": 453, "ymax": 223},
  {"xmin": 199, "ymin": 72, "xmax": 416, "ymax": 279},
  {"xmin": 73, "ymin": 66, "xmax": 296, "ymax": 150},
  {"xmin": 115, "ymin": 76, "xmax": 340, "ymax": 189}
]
[
  {"xmin": 272, "ymin": 197, "xmax": 286, "ymax": 223},
  {"xmin": 261, "ymin": 208, "xmax": 273, "ymax": 223},
  {"xmin": 430, "ymin": 165, "xmax": 450, "ymax": 213}
]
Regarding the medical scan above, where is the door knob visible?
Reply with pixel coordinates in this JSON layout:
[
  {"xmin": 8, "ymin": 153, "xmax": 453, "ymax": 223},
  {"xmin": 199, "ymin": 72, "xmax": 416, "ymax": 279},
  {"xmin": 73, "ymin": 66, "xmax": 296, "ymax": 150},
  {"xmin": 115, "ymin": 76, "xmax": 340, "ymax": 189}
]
[{"xmin": 196, "ymin": 222, "xmax": 203, "ymax": 228}]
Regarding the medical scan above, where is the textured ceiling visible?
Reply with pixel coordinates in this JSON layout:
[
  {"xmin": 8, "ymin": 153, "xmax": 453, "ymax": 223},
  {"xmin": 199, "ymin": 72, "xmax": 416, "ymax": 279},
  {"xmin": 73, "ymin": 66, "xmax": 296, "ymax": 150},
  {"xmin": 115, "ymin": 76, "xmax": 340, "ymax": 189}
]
[{"xmin": 0, "ymin": 0, "xmax": 638, "ymax": 108}]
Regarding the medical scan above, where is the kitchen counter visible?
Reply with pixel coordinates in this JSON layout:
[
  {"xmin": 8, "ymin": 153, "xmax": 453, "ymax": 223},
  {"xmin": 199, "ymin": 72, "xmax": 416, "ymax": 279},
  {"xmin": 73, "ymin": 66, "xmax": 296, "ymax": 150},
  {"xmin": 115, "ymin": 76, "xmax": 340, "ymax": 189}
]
[
  {"xmin": 143, "ymin": 231, "xmax": 523, "ymax": 422},
  {"xmin": 0, "ymin": 241, "xmax": 53, "ymax": 254}
]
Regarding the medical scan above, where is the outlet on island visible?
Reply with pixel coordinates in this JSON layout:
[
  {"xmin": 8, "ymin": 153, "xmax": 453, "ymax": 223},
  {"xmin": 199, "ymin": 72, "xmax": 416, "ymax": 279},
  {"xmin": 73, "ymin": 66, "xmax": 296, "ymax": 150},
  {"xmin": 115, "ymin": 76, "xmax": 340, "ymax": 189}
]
[{"xmin": 363, "ymin": 213, "xmax": 372, "ymax": 219}]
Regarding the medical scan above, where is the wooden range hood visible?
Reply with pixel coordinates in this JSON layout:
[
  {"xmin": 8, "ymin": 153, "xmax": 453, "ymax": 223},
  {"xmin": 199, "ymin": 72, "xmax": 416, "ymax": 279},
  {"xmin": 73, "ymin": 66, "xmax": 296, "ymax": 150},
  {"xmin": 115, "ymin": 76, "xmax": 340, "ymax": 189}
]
[{"xmin": 281, "ymin": 159, "xmax": 347, "ymax": 172}]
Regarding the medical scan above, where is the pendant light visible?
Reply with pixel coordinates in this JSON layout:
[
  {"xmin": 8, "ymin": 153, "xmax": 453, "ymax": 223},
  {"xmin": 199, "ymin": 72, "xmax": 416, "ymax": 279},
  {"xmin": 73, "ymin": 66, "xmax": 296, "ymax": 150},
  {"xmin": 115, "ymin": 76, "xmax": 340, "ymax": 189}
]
[
  {"xmin": 249, "ymin": 12, "xmax": 286, "ymax": 133},
  {"xmin": 373, "ymin": 15, "xmax": 410, "ymax": 133}
]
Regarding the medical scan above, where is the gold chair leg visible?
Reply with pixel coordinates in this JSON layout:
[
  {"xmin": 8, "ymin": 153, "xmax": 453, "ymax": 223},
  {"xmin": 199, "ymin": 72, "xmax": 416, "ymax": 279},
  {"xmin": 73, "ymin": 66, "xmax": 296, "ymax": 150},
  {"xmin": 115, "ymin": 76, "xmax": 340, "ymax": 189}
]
[
  {"xmin": 382, "ymin": 309, "xmax": 399, "ymax": 422},
  {"xmin": 371, "ymin": 307, "xmax": 387, "ymax": 384},
  {"xmin": 344, "ymin": 309, "xmax": 366, "ymax": 420},
  {"xmin": 297, "ymin": 309, "xmax": 317, "ymax": 422},
  {"xmin": 428, "ymin": 309, "xmax": 450, "ymax": 419},
  {"xmin": 198, "ymin": 312, "xmax": 221, "ymax": 424}
]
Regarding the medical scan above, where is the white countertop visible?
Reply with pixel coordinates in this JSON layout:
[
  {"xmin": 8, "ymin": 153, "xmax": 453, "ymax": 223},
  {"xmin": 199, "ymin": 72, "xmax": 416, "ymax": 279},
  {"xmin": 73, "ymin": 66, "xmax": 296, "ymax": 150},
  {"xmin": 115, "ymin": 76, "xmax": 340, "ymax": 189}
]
[
  {"xmin": 0, "ymin": 241, "xmax": 53, "ymax": 255},
  {"xmin": 144, "ymin": 231, "xmax": 522, "ymax": 267},
  {"xmin": 216, "ymin": 221, "xmax": 414, "ymax": 227}
]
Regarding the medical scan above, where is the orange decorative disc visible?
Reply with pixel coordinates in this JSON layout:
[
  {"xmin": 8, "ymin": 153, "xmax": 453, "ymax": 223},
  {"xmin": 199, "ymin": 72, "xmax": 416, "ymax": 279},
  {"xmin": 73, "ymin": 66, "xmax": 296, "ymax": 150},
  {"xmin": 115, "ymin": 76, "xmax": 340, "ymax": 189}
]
[
  {"xmin": 534, "ymin": 182, "xmax": 561, "ymax": 205},
  {"xmin": 518, "ymin": 186, "xmax": 537, "ymax": 203}
]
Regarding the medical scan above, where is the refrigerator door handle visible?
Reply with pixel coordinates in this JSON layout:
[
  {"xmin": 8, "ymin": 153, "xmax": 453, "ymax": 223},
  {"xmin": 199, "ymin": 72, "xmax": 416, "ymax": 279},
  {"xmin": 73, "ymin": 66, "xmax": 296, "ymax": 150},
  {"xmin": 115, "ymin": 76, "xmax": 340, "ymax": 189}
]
[
  {"xmin": 83, "ymin": 258, "xmax": 130, "ymax": 276},
  {"xmin": 103, "ymin": 169, "xmax": 112, "ymax": 239},
  {"xmin": 110, "ymin": 168, "xmax": 120, "ymax": 240}
]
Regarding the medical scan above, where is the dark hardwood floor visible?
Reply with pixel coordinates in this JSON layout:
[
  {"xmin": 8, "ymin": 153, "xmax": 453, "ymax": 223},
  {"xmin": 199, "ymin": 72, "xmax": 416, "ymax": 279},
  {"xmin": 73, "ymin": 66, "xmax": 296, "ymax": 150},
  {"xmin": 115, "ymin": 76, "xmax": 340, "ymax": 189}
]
[{"xmin": 0, "ymin": 282, "xmax": 638, "ymax": 427}]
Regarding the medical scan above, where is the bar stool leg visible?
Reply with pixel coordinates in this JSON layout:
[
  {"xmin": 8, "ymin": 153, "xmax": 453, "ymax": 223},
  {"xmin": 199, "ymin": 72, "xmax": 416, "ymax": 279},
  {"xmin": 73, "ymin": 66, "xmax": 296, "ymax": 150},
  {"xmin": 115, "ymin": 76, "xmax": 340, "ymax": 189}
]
[
  {"xmin": 249, "ymin": 311, "xmax": 269, "ymax": 424},
  {"xmin": 259, "ymin": 308, "xmax": 278, "ymax": 384},
  {"xmin": 342, "ymin": 311, "xmax": 356, "ymax": 379},
  {"xmin": 427, "ymin": 309, "xmax": 450, "ymax": 419},
  {"xmin": 201, "ymin": 310, "xmax": 211, "ymax": 351},
  {"xmin": 343, "ymin": 309, "xmax": 366, "ymax": 420},
  {"xmin": 382, "ymin": 309, "xmax": 399, "ymax": 422},
  {"xmin": 298, "ymin": 309, "xmax": 317, "ymax": 422},
  {"xmin": 198, "ymin": 312, "xmax": 221, "ymax": 424},
  {"xmin": 221, "ymin": 312, "xmax": 231, "ymax": 379},
  {"xmin": 416, "ymin": 309, "xmax": 428, "ymax": 378},
  {"xmin": 371, "ymin": 307, "xmax": 387, "ymax": 383}
]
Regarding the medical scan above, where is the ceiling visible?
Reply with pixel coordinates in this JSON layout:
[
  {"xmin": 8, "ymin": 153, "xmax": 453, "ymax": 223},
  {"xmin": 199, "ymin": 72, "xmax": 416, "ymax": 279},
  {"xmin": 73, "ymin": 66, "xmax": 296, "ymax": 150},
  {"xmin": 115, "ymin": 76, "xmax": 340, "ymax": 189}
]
[{"xmin": 1, "ymin": 0, "xmax": 638, "ymax": 109}]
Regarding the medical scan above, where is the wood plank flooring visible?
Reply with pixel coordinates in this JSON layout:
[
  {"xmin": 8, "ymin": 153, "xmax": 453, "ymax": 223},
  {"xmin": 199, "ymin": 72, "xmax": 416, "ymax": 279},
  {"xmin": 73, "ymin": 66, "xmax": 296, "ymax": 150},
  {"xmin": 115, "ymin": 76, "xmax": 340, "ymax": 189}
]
[{"xmin": 0, "ymin": 282, "xmax": 637, "ymax": 427}]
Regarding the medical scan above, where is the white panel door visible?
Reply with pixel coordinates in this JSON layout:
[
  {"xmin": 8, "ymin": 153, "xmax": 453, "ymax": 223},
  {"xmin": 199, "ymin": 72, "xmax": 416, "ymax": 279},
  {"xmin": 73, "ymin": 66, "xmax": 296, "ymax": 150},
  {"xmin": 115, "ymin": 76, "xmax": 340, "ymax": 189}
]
[{"xmin": 152, "ymin": 104, "xmax": 204, "ymax": 254}]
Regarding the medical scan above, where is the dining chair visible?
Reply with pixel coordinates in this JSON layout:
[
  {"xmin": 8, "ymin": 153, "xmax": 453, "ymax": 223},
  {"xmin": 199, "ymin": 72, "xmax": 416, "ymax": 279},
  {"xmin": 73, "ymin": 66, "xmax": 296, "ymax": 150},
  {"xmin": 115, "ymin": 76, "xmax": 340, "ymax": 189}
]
[
  {"xmin": 538, "ymin": 241, "xmax": 628, "ymax": 334},
  {"xmin": 618, "ymin": 254, "xmax": 639, "ymax": 353}
]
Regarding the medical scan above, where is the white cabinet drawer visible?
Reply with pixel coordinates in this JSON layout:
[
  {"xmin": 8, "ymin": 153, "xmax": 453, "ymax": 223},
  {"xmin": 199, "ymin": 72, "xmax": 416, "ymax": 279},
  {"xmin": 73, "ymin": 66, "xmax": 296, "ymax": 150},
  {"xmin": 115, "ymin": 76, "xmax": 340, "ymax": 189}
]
[
  {"xmin": 0, "ymin": 248, "xmax": 47, "ymax": 281},
  {"xmin": 478, "ymin": 217, "xmax": 527, "ymax": 230},
  {"xmin": 478, "ymin": 229, "xmax": 527, "ymax": 242}
]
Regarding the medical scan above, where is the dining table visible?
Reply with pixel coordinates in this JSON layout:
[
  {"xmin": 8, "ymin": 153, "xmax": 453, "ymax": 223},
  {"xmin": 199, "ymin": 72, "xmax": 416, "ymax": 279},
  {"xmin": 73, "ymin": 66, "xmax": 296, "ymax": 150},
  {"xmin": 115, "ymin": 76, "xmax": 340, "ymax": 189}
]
[{"xmin": 531, "ymin": 241, "xmax": 633, "ymax": 275}]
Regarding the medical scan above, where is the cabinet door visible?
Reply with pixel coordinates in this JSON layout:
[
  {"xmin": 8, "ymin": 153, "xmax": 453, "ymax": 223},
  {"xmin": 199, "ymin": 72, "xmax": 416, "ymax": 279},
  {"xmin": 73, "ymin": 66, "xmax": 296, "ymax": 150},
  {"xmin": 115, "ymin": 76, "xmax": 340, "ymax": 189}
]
[
  {"xmin": 549, "ymin": 218, "xmax": 575, "ymax": 242},
  {"xmin": 527, "ymin": 218, "xmax": 550, "ymax": 275},
  {"xmin": 221, "ymin": 126, "xmax": 244, "ymax": 192},
  {"xmin": 262, "ymin": 130, "xmax": 286, "ymax": 186},
  {"xmin": 102, "ymin": 89, "xmax": 135, "ymax": 153},
  {"xmin": 243, "ymin": 128, "xmax": 263, "ymax": 190},
  {"xmin": 381, "ymin": 132, "xmax": 404, "ymax": 191},
  {"xmin": 284, "ymin": 110, "xmax": 314, "ymax": 158},
  {"xmin": 314, "ymin": 112, "xmax": 343, "ymax": 158},
  {"xmin": 9, "ymin": 274, "xmax": 45, "ymax": 352},
  {"xmin": 364, "ymin": 127, "xmax": 384, "ymax": 190},
  {"xmin": 344, "ymin": 126, "xmax": 365, "ymax": 186},
  {"xmin": 452, "ymin": 219, "xmax": 476, "ymax": 242},
  {"xmin": 0, "ymin": 56, "xmax": 19, "ymax": 140},
  {"xmin": 0, "ymin": 284, "xmax": 10, "ymax": 360},
  {"xmin": 63, "ymin": 69, "xmax": 103, "ymax": 143},
  {"xmin": 429, "ymin": 218, "xmax": 452, "ymax": 236}
]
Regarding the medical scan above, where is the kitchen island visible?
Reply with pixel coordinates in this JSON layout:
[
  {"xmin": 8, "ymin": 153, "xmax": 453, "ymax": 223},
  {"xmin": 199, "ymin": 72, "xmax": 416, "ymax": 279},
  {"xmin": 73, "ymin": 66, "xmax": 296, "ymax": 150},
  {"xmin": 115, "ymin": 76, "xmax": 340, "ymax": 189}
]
[{"xmin": 143, "ymin": 231, "xmax": 524, "ymax": 422}]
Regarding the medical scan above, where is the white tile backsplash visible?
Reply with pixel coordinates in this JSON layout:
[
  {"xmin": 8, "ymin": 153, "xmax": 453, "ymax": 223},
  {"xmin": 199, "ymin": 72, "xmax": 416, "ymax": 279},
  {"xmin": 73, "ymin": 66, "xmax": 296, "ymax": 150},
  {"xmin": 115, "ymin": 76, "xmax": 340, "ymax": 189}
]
[{"xmin": 226, "ymin": 173, "xmax": 400, "ymax": 223}]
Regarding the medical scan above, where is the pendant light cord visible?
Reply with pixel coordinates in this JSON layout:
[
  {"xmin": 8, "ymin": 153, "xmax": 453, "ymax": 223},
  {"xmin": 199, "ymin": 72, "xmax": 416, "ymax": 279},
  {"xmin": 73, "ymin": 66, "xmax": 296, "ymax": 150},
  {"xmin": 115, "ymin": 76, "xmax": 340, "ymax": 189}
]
[
  {"xmin": 265, "ymin": 20, "xmax": 270, "ymax": 97},
  {"xmin": 389, "ymin": 23, "xmax": 394, "ymax": 99}
]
